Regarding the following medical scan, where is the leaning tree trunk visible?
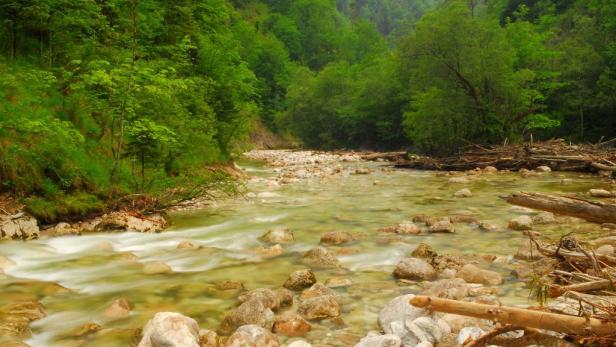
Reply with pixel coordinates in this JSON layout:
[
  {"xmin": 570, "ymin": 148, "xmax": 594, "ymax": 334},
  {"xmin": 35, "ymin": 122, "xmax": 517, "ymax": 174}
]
[{"xmin": 506, "ymin": 192, "xmax": 616, "ymax": 224}]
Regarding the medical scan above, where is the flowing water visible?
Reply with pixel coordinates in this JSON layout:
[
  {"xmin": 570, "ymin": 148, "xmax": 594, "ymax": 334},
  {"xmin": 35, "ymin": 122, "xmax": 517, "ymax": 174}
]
[{"xmin": 0, "ymin": 156, "xmax": 611, "ymax": 346}]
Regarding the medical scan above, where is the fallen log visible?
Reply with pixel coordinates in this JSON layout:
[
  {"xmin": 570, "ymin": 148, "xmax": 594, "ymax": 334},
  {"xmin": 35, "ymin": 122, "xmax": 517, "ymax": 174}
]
[
  {"xmin": 548, "ymin": 280, "xmax": 614, "ymax": 298},
  {"xmin": 410, "ymin": 296, "xmax": 616, "ymax": 336},
  {"xmin": 592, "ymin": 162, "xmax": 616, "ymax": 172},
  {"xmin": 506, "ymin": 192, "xmax": 616, "ymax": 224}
]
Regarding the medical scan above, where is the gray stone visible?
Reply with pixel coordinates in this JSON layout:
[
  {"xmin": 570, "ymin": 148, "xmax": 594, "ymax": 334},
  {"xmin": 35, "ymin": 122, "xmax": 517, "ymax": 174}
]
[{"xmin": 138, "ymin": 312, "xmax": 200, "ymax": 347}]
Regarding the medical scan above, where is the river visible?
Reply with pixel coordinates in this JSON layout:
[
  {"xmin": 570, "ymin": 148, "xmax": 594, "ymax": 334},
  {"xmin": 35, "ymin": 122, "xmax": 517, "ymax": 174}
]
[{"xmin": 0, "ymin": 151, "xmax": 609, "ymax": 346}]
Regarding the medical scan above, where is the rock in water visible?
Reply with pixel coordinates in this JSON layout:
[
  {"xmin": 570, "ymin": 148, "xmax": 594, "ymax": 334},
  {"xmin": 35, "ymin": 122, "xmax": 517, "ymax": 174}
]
[
  {"xmin": 508, "ymin": 215, "xmax": 533, "ymax": 230},
  {"xmin": 302, "ymin": 247, "xmax": 339, "ymax": 268},
  {"xmin": 320, "ymin": 231, "xmax": 355, "ymax": 245},
  {"xmin": 284, "ymin": 269, "xmax": 317, "ymax": 291},
  {"xmin": 405, "ymin": 317, "xmax": 444, "ymax": 345},
  {"xmin": 355, "ymin": 332, "xmax": 402, "ymax": 347},
  {"xmin": 97, "ymin": 212, "xmax": 166, "ymax": 233},
  {"xmin": 260, "ymin": 227, "xmax": 294, "ymax": 244},
  {"xmin": 298, "ymin": 295, "xmax": 340, "ymax": 320},
  {"xmin": 428, "ymin": 221, "xmax": 455, "ymax": 233},
  {"xmin": 532, "ymin": 212, "xmax": 556, "ymax": 225},
  {"xmin": 224, "ymin": 325, "xmax": 279, "ymax": 347},
  {"xmin": 138, "ymin": 312, "xmax": 200, "ymax": 347},
  {"xmin": 453, "ymin": 189, "xmax": 472, "ymax": 198},
  {"xmin": 589, "ymin": 189, "xmax": 614, "ymax": 198},
  {"xmin": 456, "ymin": 264, "xmax": 503, "ymax": 286},
  {"xmin": 220, "ymin": 298, "xmax": 275, "ymax": 335},
  {"xmin": 393, "ymin": 258, "xmax": 437, "ymax": 281},
  {"xmin": 237, "ymin": 288, "xmax": 293, "ymax": 311},
  {"xmin": 272, "ymin": 313, "xmax": 311, "ymax": 337},
  {"xmin": 411, "ymin": 244, "xmax": 437, "ymax": 258},
  {"xmin": 536, "ymin": 166, "xmax": 551, "ymax": 173},
  {"xmin": 102, "ymin": 298, "xmax": 131, "ymax": 319}
]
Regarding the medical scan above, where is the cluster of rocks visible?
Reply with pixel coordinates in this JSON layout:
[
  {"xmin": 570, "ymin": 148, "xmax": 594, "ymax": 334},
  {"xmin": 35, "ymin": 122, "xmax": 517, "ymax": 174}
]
[{"xmin": 0, "ymin": 210, "xmax": 167, "ymax": 241}]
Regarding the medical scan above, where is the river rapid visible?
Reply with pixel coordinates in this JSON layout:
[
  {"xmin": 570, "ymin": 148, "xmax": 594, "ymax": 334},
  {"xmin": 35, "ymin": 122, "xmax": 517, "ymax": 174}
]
[{"xmin": 0, "ymin": 150, "xmax": 612, "ymax": 346}]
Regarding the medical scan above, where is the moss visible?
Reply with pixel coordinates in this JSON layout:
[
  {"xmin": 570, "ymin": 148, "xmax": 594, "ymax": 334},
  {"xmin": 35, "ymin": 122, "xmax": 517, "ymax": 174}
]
[{"xmin": 24, "ymin": 193, "xmax": 106, "ymax": 224}]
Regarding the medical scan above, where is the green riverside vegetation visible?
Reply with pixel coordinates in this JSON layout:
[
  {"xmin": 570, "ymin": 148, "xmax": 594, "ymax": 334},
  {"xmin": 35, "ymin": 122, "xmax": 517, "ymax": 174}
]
[{"xmin": 1, "ymin": 0, "xmax": 615, "ymax": 222}]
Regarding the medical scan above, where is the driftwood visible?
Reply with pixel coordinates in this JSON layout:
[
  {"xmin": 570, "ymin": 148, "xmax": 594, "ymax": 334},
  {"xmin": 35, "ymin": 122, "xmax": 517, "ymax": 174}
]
[
  {"xmin": 396, "ymin": 139, "xmax": 616, "ymax": 174},
  {"xmin": 506, "ymin": 192, "xmax": 616, "ymax": 224},
  {"xmin": 410, "ymin": 296, "xmax": 616, "ymax": 336},
  {"xmin": 549, "ymin": 280, "xmax": 614, "ymax": 298}
]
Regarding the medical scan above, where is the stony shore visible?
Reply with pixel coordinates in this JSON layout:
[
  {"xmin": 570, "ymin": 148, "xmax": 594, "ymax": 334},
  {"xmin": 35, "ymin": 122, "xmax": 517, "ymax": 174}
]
[{"xmin": 1, "ymin": 149, "xmax": 615, "ymax": 346}]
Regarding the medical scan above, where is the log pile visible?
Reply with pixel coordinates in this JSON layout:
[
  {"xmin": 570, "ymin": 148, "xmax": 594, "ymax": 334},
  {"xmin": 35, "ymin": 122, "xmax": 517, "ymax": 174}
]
[{"xmin": 396, "ymin": 138, "xmax": 616, "ymax": 174}]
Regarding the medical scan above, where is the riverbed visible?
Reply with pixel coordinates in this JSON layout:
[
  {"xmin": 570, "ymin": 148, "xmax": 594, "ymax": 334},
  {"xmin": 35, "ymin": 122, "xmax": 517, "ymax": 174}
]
[{"xmin": 0, "ymin": 151, "xmax": 612, "ymax": 346}]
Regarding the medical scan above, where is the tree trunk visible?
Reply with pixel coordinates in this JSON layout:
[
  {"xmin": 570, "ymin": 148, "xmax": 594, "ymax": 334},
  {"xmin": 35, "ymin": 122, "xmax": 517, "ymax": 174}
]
[
  {"xmin": 506, "ymin": 192, "xmax": 616, "ymax": 224},
  {"xmin": 410, "ymin": 296, "xmax": 616, "ymax": 336}
]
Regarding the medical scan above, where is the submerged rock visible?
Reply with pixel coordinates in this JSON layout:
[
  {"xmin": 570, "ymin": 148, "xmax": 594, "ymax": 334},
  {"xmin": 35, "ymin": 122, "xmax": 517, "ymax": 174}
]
[
  {"xmin": 453, "ymin": 189, "xmax": 472, "ymax": 198},
  {"xmin": 393, "ymin": 258, "xmax": 436, "ymax": 281},
  {"xmin": 508, "ymin": 215, "xmax": 533, "ymax": 231},
  {"xmin": 272, "ymin": 313, "xmax": 311, "ymax": 337},
  {"xmin": 514, "ymin": 240, "xmax": 544, "ymax": 261},
  {"xmin": 138, "ymin": 312, "xmax": 200, "ymax": 347},
  {"xmin": 532, "ymin": 212, "xmax": 556, "ymax": 225},
  {"xmin": 378, "ymin": 223, "xmax": 420, "ymax": 235},
  {"xmin": 302, "ymin": 247, "xmax": 339, "ymax": 268},
  {"xmin": 456, "ymin": 264, "xmax": 503, "ymax": 286},
  {"xmin": 320, "ymin": 231, "xmax": 355, "ymax": 245},
  {"xmin": 428, "ymin": 221, "xmax": 455, "ymax": 233},
  {"xmin": 224, "ymin": 325, "xmax": 279, "ymax": 347},
  {"xmin": 102, "ymin": 298, "xmax": 131, "ymax": 320},
  {"xmin": 284, "ymin": 269, "xmax": 317, "ymax": 291},
  {"xmin": 260, "ymin": 227, "xmax": 294, "ymax": 244},
  {"xmin": 0, "ymin": 300, "xmax": 46, "ymax": 337},
  {"xmin": 142, "ymin": 261, "xmax": 172, "ymax": 274},
  {"xmin": 176, "ymin": 240, "xmax": 199, "ymax": 249},
  {"xmin": 325, "ymin": 277, "xmax": 352, "ymax": 288},
  {"xmin": 0, "ymin": 255, "xmax": 16, "ymax": 273},
  {"xmin": 298, "ymin": 295, "xmax": 340, "ymax": 320},
  {"xmin": 253, "ymin": 244, "xmax": 284, "ymax": 259}
]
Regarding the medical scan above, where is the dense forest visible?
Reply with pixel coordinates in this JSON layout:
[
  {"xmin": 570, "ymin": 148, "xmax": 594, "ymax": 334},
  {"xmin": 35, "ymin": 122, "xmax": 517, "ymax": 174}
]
[{"xmin": 1, "ymin": 0, "xmax": 615, "ymax": 222}]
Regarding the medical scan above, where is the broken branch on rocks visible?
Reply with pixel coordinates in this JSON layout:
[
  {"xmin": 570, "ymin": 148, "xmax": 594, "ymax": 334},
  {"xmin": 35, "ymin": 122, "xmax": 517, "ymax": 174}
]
[
  {"xmin": 506, "ymin": 191, "xmax": 616, "ymax": 224},
  {"xmin": 396, "ymin": 139, "xmax": 616, "ymax": 174},
  {"xmin": 410, "ymin": 295, "xmax": 616, "ymax": 336}
]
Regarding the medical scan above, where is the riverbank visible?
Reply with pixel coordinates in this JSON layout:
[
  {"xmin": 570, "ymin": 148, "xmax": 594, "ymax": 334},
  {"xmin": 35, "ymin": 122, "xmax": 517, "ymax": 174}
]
[{"xmin": 1, "ymin": 149, "xmax": 615, "ymax": 346}]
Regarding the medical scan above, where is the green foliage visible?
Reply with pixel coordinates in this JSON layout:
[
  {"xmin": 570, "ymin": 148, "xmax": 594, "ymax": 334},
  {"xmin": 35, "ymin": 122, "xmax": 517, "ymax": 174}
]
[{"xmin": 24, "ymin": 193, "xmax": 106, "ymax": 224}]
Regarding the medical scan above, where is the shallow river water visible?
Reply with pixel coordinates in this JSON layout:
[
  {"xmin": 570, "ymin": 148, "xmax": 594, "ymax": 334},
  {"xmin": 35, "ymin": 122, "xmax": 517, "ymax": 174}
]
[{"xmin": 0, "ymin": 155, "xmax": 611, "ymax": 346}]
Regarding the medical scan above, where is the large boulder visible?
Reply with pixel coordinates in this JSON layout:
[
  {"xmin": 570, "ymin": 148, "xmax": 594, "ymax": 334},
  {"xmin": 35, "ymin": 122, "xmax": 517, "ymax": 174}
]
[
  {"xmin": 138, "ymin": 312, "xmax": 200, "ymax": 347},
  {"xmin": 320, "ymin": 231, "xmax": 355, "ymax": 245},
  {"xmin": 0, "ymin": 214, "xmax": 40, "ymax": 240},
  {"xmin": 297, "ymin": 295, "xmax": 340, "ymax": 320},
  {"xmin": 272, "ymin": 313, "xmax": 311, "ymax": 337},
  {"xmin": 355, "ymin": 332, "xmax": 402, "ymax": 347},
  {"xmin": 393, "ymin": 258, "xmax": 437, "ymax": 281},
  {"xmin": 260, "ymin": 227, "xmax": 294, "ymax": 244},
  {"xmin": 224, "ymin": 325, "xmax": 279, "ymax": 347},
  {"xmin": 284, "ymin": 269, "xmax": 317, "ymax": 291},
  {"xmin": 302, "ymin": 247, "xmax": 339, "ymax": 268},
  {"xmin": 219, "ymin": 298, "xmax": 275, "ymax": 335},
  {"xmin": 456, "ymin": 264, "xmax": 503, "ymax": 286}
]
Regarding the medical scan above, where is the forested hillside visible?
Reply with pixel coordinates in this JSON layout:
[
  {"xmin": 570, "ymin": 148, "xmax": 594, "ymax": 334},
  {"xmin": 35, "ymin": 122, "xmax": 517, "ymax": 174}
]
[{"xmin": 1, "ymin": 0, "xmax": 615, "ymax": 221}]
